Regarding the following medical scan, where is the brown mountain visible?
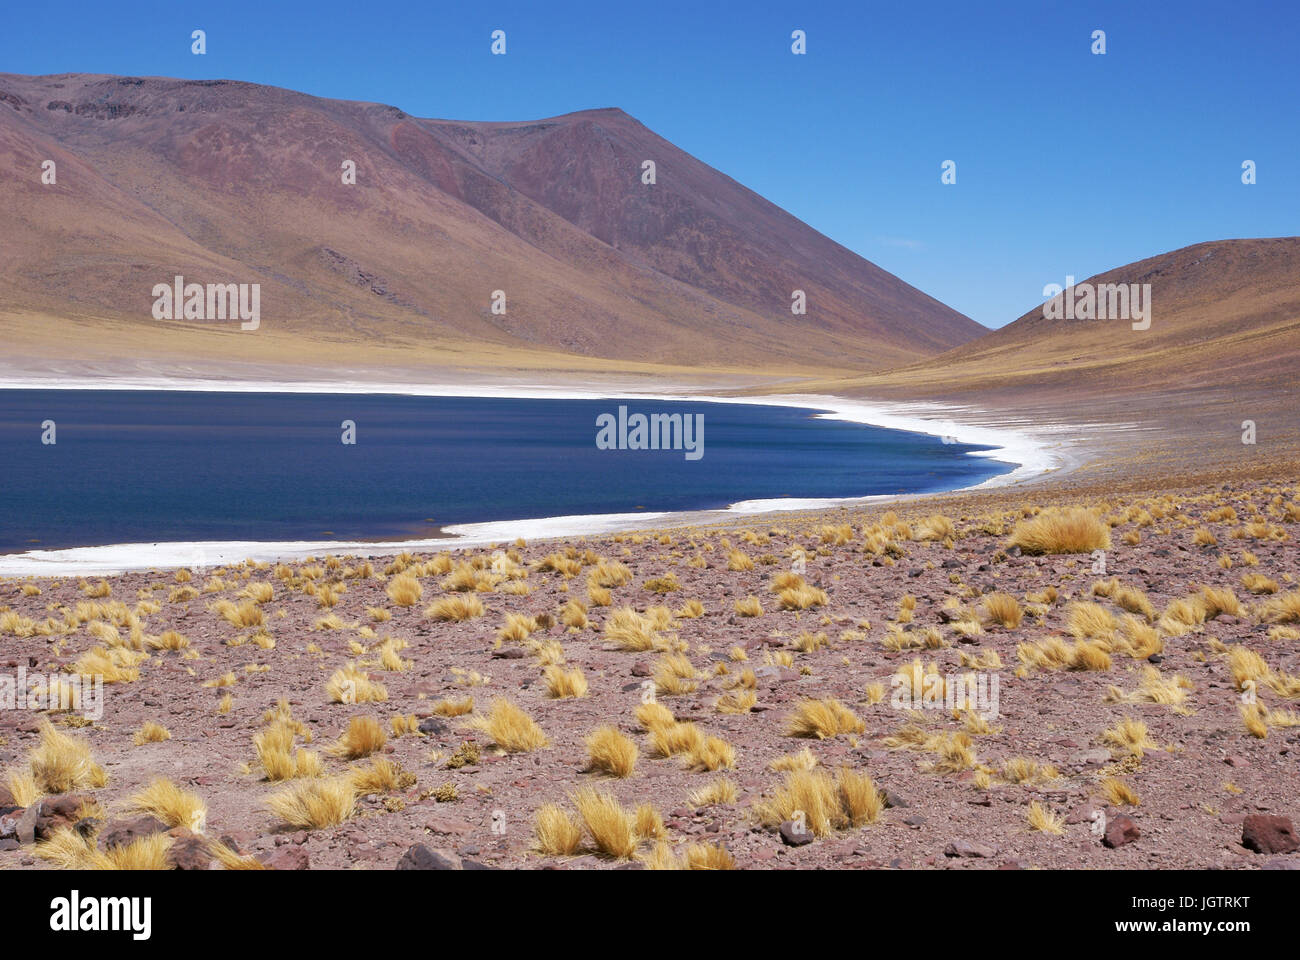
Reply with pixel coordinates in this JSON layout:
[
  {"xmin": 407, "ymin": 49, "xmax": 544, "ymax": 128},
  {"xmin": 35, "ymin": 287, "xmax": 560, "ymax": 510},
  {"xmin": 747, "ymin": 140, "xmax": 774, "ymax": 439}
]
[{"xmin": 0, "ymin": 73, "xmax": 981, "ymax": 378}]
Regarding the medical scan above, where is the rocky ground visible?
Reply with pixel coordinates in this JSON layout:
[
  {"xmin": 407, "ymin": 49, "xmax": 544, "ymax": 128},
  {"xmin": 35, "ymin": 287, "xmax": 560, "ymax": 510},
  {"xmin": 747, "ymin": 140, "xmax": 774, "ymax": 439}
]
[{"xmin": 2, "ymin": 476, "xmax": 1299, "ymax": 870}]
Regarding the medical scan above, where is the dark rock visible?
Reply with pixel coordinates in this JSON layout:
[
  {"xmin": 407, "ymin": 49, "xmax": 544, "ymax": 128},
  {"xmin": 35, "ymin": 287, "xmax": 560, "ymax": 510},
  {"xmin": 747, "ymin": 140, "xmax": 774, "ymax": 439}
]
[
  {"xmin": 1103, "ymin": 815, "xmax": 1140, "ymax": 848},
  {"xmin": 779, "ymin": 820, "xmax": 814, "ymax": 846},
  {"xmin": 944, "ymin": 840, "xmax": 997, "ymax": 858},
  {"xmin": 34, "ymin": 795, "xmax": 91, "ymax": 840},
  {"xmin": 100, "ymin": 816, "xmax": 170, "ymax": 850},
  {"xmin": 417, "ymin": 717, "xmax": 447, "ymax": 736},
  {"xmin": 1242, "ymin": 815, "xmax": 1299, "ymax": 854},
  {"xmin": 262, "ymin": 846, "xmax": 311, "ymax": 870},
  {"xmin": 882, "ymin": 790, "xmax": 910, "ymax": 809},
  {"xmin": 168, "ymin": 834, "xmax": 215, "ymax": 870},
  {"xmin": 630, "ymin": 662, "xmax": 652, "ymax": 678},
  {"xmin": 395, "ymin": 843, "xmax": 461, "ymax": 870}
]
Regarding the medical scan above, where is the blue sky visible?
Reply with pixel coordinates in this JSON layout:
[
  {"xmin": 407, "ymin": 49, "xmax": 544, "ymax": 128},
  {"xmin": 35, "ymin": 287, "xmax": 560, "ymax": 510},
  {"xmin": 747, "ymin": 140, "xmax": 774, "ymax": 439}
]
[{"xmin": 3, "ymin": 0, "xmax": 1296, "ymax": 328}]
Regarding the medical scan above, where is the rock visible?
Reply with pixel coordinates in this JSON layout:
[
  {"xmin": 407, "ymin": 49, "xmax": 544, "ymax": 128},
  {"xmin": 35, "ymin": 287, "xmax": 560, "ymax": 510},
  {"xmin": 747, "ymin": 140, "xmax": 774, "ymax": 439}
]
[
  {"xmin": 779, "ymin": 820, "xmax": 814, "ymax": 846},
  {"xmin": 1103, "ymin": 815, "xmax": 1140, "ymax": 848},
  {"xmin": 1224, "ymin": 755, "xmax": 1251, "ymax": 768},
  {"xmin": 944, "ymin": 840, "xmax": 997, "ymax": 858},
  {"xmin": 167, "ymin": 834, "xmax": 215, "ymax": 870},
  {"xmin": 425, "ymin": 815, "xmax": 474, "ymax": 836},
  {"xmin": 1242, "ymin": 815, "xmax": 1299, "ymax": 854},
  {"xmin": 1261, "ymin": 858, "xmax": 1300, "ymax": 870},
  {"xmin": 16, "ymin": 803, "xmax": 40, "ymax": 844},
  {"xmin": 396, "ymin": 843, "xmax": 462, "ymax": 870},
  {"xmin": 881, "ymin": 790, "xmax": 910, "ymax": 809},
  {"xmin": 460, "ymin": 858, "xmax": 500, "ymax": 871},
  {"xmin": 0, "ymin": 785, "xmax": 14, "ymax": 807},
  {"xmin": 100, "ymin": 816, "xmax": 170, "ymax": 851},
  {"xmin": 1071, "ymin": 749, "xmax": 1112, "ymax": 766},
  {"xmin": 630, "ymin": 662, "xmax": 652, "ymax": 677},
  {"xmin": 490, "ymin": 647, "xmax": 525, "ymax": 659},
  {"xmin": 417, "ymin": 717, "xmax": 447, "ymax": 736},
  {"xmin": 262, "ymin": 846, "xmax": 311, "ymax": 870},
  {"xmin": 34, "ymin": 794, "xmax": 91, "ymax": 840}
]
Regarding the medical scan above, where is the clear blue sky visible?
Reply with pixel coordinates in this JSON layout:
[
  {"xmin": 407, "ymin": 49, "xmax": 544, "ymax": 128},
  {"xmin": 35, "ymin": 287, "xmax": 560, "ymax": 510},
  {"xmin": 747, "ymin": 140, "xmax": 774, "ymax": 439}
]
[{"xmin": 3, "ymin": 0, "xmax": 1296, "ymax": 328}]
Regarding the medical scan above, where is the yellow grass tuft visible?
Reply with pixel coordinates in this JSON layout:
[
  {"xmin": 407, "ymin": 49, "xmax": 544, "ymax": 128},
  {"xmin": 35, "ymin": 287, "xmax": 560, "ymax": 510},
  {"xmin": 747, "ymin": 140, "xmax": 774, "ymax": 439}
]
[
  {"xmin": 128, "ymin": 778, "xmax": 207, "ymax": 831},
  {"xmin": 1008, "ymin": 508, "xmax": 1111, "ymax": 555},
  {"xmin": 1026, "ymin": 801, "xmax": 1065, "ymax": 834},
  {"xmin": 265, "ymin": 777, "xmax": 356, "ymax": 829},
  {"xmin": 533, "ymin": 803, "xmax": 584, "ymax": 856},
  {"xmin": 571, "ymin": 787, "xmax": 638, "ymax": 859},
  {"xmin": 784, "ymin": 698, "xmax": 865, "ymax": 739},
  {"xmin": 585, "ymin": 726, "xmax": 638, "ymax": 778},
  {"xmin": 544, "ymin": 664, "xmax": 589, "ymax": 699},
  {"xmin": 329, "ymin": 715, "xmax": 388, "ymax": 759},
  {"xmin": 466, "ymin": 698, "xmax": 549, "ymax": 753},
  {"xmin": 133, "ymin": 721, "xmax": 172, "ymax": 745},
  {"xmin": 425, "ymin": 594, "xmax": 486, "ymax": 621}
]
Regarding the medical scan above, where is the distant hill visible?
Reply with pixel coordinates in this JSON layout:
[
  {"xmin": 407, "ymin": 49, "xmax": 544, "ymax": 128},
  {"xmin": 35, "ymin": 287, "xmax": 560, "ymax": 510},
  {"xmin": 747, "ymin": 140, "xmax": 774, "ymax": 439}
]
[{"xmin": 0, "ymin": 73, "xmax": 982, "ymax": 376}]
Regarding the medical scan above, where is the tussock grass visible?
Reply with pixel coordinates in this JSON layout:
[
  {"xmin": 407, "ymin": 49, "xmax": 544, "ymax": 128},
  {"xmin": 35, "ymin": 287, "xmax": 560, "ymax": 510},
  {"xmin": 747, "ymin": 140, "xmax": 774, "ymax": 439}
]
[
  {"xmin": 1101, "ymin": 778, "xmax": 1141, "ymax": 806},
  {"xmin": 1008, "ymin": 508, "xmax": 1110, "ymax": 555},
  {"xmin": 734, "ymin": 596, "xmax": 764, "ymax": 617},
  {"xmin": 653, "ymin": 653, "xmax": 699, "ymax": 696},
  {"xmin": 348, "ymin": 756, "xmax": 411, "ymax": 795},
  {"xmin": 329, "ymin": 715, "xmax": 388, "ymax": 759},
  {"xmin": 688, "ymin": 777, "xmax": 738, "ymax": 807},
  {"xmin": 24, "ymin": 721, "xmax": 108, "ymax": 794},
  {"xmin": 133, "ymin": 721, "xmax": 172, "ymax": 745},
  {"xmin": 326, "ymin": 663, "xmax": 388, "ymax": 704},
  {"xmin": 1104, "ymin": 666, "xmax": 1192, "ymax": 709},
  {"xmin": 544, "ymin": 664, "xmax": 589, "ymax": 699},
  {"xmin": 466, "ymin": 698, "xmax": 549, "ymax": 753},
  {"xmin": 604, "ymin": 607, "xmax": 668, "ymax": 651},
  {"xmin": 754, "ymin": 767, "xmax": 883, "ymax": 837},
  {"xmin": 980, "ymin": 592, "xmax": 1023, "ymax": 629},
  {"xmin": 571, "ymin": 787, "xmax": 638, "ymax": 859},
  {"xmin": 128, "ymin": 778, "xmax": 207, "ymax": 831},
  {"xmin": 266, "ymin": 777, "xmax": 356, "ymax": 829},
  {"xmin": 1101, "ymin": 718, "xmax": 1159, "ymax": 758},
  {"xmin": 585, "ymin": 726, "xmax": 638, "ymax": 778},
  {"xmin": 533, "ymin": 804, "xmax": 584, "ymax": 856},
  {"xmin": 1026, "ymin": 801, "xmax": 1065, "ymax": 835},
  {"xmin": 783, "ymin": 699, "xmax": 865, "ymax": 739},
  {"xmin": 425, "ymin": 594, "xmax": 486, "ymax": 621}
]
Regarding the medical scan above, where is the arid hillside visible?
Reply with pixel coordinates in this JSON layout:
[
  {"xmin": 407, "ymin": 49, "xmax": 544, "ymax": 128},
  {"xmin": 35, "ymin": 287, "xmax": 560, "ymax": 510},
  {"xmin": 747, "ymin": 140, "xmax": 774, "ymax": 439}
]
[{"xmin": 0, "ymin": 73, "xmax": 980, "ymax": 376}]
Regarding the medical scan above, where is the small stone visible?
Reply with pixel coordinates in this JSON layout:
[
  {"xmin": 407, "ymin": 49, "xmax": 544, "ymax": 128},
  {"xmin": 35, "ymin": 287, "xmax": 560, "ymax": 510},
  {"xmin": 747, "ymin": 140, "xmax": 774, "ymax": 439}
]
[
  {"xmin": 1242, "ymin": 815, "xmax": 1299, "ymax": 855},
  {"xmin": 1103, "ymin": 815, "xmax": 1140, "ymax": 848},
  {"xmin": 944, "ymin": 840, "xmax": 997, "ymax": 858},
  {"xmin": 779, "ymin": 821, "xmax": 814, "ymax": 846},
  {"xmin": 396, "ymin": 844, "xmax": 461, "ymax": 870}
]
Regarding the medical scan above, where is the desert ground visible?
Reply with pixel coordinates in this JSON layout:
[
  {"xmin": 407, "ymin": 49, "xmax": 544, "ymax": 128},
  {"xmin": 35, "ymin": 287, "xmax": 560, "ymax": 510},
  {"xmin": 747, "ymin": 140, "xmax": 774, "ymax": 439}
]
[{"xmin": 3, "ymin": 459, "xmax": 1299, "ymax": 870}]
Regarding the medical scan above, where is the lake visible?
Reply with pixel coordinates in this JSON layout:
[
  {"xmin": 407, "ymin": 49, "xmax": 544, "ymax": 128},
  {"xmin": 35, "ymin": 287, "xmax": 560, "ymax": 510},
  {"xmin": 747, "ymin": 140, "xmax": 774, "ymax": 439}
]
[{"xmin": 0, "ymin": 390, "xmax": 1011, "ymax": 550}]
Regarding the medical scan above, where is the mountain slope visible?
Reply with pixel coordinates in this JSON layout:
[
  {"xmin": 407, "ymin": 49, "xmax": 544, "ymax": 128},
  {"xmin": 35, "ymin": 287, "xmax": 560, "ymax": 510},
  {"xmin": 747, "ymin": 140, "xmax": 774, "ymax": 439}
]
[{"xmin": 0, "ymin": 73, "xmax": 981, "ymax": 376}]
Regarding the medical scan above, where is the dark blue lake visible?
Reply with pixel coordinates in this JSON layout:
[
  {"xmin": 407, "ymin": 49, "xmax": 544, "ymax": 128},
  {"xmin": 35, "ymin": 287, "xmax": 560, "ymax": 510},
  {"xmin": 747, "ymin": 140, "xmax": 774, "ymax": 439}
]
[{"xmin": 0, "ymin": 390, "xmax": 1011, "ymax": 550}]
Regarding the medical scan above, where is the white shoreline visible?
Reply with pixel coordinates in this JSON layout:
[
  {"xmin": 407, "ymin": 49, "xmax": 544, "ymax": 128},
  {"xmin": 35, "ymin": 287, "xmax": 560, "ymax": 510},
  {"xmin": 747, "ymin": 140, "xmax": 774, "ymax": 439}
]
[{"xmin": 0, "ymin": 379, "xmax": 1085, "ymax": 576}]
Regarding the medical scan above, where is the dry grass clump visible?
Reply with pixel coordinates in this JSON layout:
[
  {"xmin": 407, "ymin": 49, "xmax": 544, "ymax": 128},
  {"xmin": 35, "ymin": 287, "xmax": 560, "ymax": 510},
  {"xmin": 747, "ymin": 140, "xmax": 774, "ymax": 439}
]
[
  {"xmin": 561, "ymin": 598, "xmax": 589, "ymax": 629},
  {"xmin": 1101, "ymin": 778, "xmax": 1141, "ymax": 806},
  {"xmin": 21, "ymin": 721, "xmax": 108, "ymax": 794},
  {"xmin": 133, "ymin": 721, "xmax": 172, "ymax": 745},
  {"xmin": 425, "ymin": 594, "xmax": 486, "ymax": 621},
  {"xmin": 1008, "ymin": 508, "xmax": 1110, "ymax": 554},
  {"xmin": 784, "ymin": 698, "xmax": 865, "ymax": 739},
  {"xmin": 1241, "ymin": 573, "xmax": 1279, "ymax": 595},
  {"xmin": 1016, "ymin": 637, "xmax": 1111, "ymax": 672},
  {"xmin": 533, "ymin": 803, "xmax": 584, "ymax": 856},
  {"xmin": 1091, "ymin": 578, "xmax": 1156, "ymax": 620},
  {"xmin": 466, "ymin": 698, "xmax": 550, "ymax": 752},
  {"xmin": 604, "ymin": 607, "xmax": 669, "ymax": 651},
  {"xmin": 212, "ymin": 598, "xmax": 265, "ymax": 628},
  {"xmin": 688, "ymin": 777, "xmax": 738, "ymax": 807},
  {"xmin": 777, "ymin": 584, "xmax": 828, "ymax": 611},
  {"xmin": 754, "ymin": 768, "xmax": 883, "ymax": 837},
  {"xmin": 348, "ymin": 756, "xmax": 413, "ymax": 795},
  {"xmin": 385, "ymin": 573, "xmax": 423, "ymax": 607},
  {"xmin": 1026, "ymin": 801, "xmax": 1065, "ymax": 835},
  {"xmin": 128, "ymin": 778, "xmax": 207, "ymax": 831},
  {"xmin": 587, "ymin": 560, "xmax": 633, "ymax": 589},
  {"xmin": 72, "ymin": 645, "xmax": 142, "ymax": 683},
  {"xmin": 329, "ymin": 715, "xmax": 388, "ymax": 759},
  {"xmin": 1000, "ymin": 757, "xmax": 1060, "ymax": 785},
  {"xmin": 585, "ymin": 726, "xmax": 638, "ymax": 778},
  {"xmin": 254, "ymin": 703, "xmax": 322, "ymax": 781},
  {"xmin": 715, "ymin": 688, "xmax": 757, "ymax": 714},
  {"xmin": 768, "ymin": 747, "xmax": 819, "ymax": 772},
  {"xmin": 543, "ymin": 664, "xmax": 589, "ymax": 699},
  {"xmin": 979, "ymin": 592, "xmax": 1023, "ymax": 629},
  {"xmin": 1259, "ymin": 590, "xmax": 1300, "ymax": 624},
  {"xmin": 326, "ymin": 662, "xmax": 388, "ymax": 704},
  {"xmin": 266, "ymin": 777, "xmax": 356, "ymax": 828},
  {"xmin": 734, "ymin": 595, "xmax": 764, "ymax": 617},
  {"xmin": 653, "ymin": 653, "xmax": 699, "ymax": 696},
  {"xmin": 571, "ymin": 787, "xmax": 639, "ymax": 859},
  {"xmin": 726, "ymin": 550, "xmax": 755, "ymax": 571},
  {"xmin": 635, "ymin": 701, "xmax": 676, "ymax": 731},
  {"xmin": 1101, "ymin": 718, "xmax": 1159, "ymax": 758}
]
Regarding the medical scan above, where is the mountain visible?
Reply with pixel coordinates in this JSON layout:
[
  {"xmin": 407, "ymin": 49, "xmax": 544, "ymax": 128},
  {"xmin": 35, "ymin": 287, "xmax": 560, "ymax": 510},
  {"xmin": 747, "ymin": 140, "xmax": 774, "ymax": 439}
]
[{"xmin": 0, "ymin": 73, "xmax": 982, "ymax": 377}]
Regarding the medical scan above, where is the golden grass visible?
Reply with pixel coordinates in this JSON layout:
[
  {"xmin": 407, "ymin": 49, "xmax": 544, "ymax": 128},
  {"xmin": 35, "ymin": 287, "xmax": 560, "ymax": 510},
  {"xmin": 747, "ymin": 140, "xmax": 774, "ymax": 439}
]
[
  {"xmin": 128, "ymin": 778, "xmax": 207, "ymax": 831},
  {"xmin": 212, "ymin": 598, "xmax": 265, "ymax": 628},
  {"xmin": 466, "ymin": 698, "xmax": 549, "ymax": 752},
  {"xmin": 1026, "ymin": 801, "xmax": 1065, "ymax": 835},
  {"xmin": 425, "ymin": 594, "xmax": 486, "ymax": 621},
  {"xmin": 265, "ymin": 777, "xmax": 356, "ymax": 828},
  {"xmin": 25, "ymin": 721, "xmax": 107, "ymax": 794},
  {"xmin": 783, "ymin": 698, "xmax": 865, "ymax": 739},
  {"xmin": 571, "ymin": 787, "xmax": 638, "ymax": 859},
  {"xmin": 133, "ymin": 721, "xmax": 172, "ymax": 745},
  {"xmin": 541, "ymin": 664, "xmax": 588, "ymax": 699},
  {"xmin": 653, "ymin": 653, "xmax": 699, "ymax": 696},
  {"xmin": 533, "ymin": 803, "xmax": 584, "ymax": 856},
  {"xmin": 348, "ymin": 756, "xmax": 410, "ymax": 795},
  {"xmin": 754, "ymin": 767, "xmax": 882, "ymax": 837},
  {"xmin": 688, "ymin": 776, "xmax": 738, "ymax": 807},
  {"xmin": 734, "ymin": 596, "xmax": 764, "ymax": 617},
  {"xmin": 325, "ymin": 662, "xmax": 388, "ymax": 704},
  {"xmin": 1008, "ymin": 508, "xmax": 1111, "ymax": 555},
  {"xmin": 585, "ymin": 726, "xmax": 638, "ymax": 778},
  {"xmin": 430, "ymin": 696, "xmax": 475, "ymax": 717},
  {"xmin": 1101, "ymin": 718, "xmax": 1159, "ymax": 758},
  {"xmin": 635, "ymin": 701, "xmax": 676, "ymax": 731},
  {"xmin": 1101, "ymin": 778, "xmax": 1141, "ymax": 806},
  {"xmin": 385, "ymin": 573, "xmax": 423, "ymax": 607},
  {"xmin": 980, "ymin": 592, "xmax": 1023, "ymax": 628},
  {"xmin": 1259, "ymin": 590, "xmax": 1300, "ymax": 624},
  {"xmin": 329, "ymin": 715, "xmax": 388, "ymax": 759},
  {"xmin": 604, "ymin": 607, "xmax": 667, "ymax": 651},
  {"xmin": 1104, "ymin": 666, "xmax": 1193, "ymax": 709}
]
